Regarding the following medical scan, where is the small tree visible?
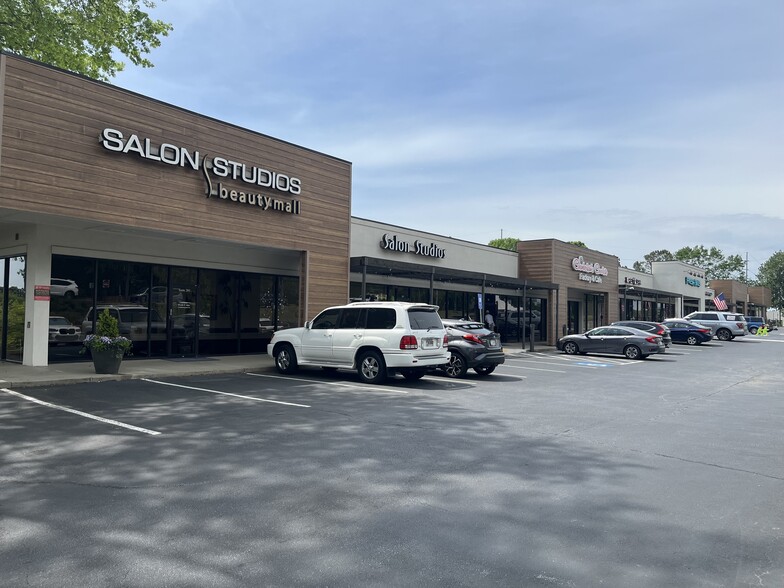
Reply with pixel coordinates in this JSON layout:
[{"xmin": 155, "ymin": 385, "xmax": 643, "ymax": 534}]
[
  {"xmin": 83, "ymin": 309, "xmax": 131, "ymax": 357},
  {"xmin": 96, "ymin": 308, "xmax": 120, "ymax": 338}
]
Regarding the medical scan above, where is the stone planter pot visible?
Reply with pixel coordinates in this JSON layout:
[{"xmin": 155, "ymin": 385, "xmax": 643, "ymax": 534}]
[{"xmin": 91, "ymin": 349, "xmax": 124, "ymax": 374}]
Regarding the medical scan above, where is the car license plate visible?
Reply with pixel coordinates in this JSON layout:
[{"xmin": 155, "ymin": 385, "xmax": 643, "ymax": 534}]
[{"xmin": 421, "ymin": 337, "xmax": 438, "ymax": 349}]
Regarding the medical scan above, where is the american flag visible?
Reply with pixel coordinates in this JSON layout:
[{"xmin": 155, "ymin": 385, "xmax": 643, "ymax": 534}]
[{"xmin": 713, "ymin": 292, "xmax": 728, "ymax": 310}]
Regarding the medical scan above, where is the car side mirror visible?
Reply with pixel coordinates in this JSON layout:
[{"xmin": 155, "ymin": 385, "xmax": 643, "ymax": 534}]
[{"xmin": 305, "ymin": 320, "xmax": 312, "ymax": 329}]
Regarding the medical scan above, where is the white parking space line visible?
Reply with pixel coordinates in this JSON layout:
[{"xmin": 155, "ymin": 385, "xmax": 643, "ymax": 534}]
[
  {"xmin": 142, "ymin": 379, "xmax": 311, "ymax": 407},
  {"xmin": 499, "ymin": 364, "xmax": 566, "ymax": 373},
  {"xmin": 506, "ymin": 357, "xmax": 580, "ymax": 367},
  {"xmin": 245, "ymin": 372, "xmax": 416, "ymax": 394},
  {"xmin": 1, "ymin": 388, "xmax": 162, "ymax": 436}
]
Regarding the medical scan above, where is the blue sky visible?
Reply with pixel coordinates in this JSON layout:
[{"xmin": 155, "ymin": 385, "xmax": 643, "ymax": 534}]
[{"xmin": 114, "ymin": 0, "xmax": 783, "ymax": 277}]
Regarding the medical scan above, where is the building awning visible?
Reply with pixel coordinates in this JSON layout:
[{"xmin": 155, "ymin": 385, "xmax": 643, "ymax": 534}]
[{"xmin": 350, "ymin": 256, "xmax": 558, "ymax": 292}]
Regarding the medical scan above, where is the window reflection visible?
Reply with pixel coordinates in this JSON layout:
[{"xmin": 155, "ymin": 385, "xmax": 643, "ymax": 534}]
[{"xmin": 45, "ymin": 254, "xmax": 298, "ymax": 362}]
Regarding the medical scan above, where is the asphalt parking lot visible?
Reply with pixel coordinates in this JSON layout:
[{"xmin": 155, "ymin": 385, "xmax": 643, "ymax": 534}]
[{"xmin": 2, "ymin": 334, "xmax": 783, "ymax": 587}]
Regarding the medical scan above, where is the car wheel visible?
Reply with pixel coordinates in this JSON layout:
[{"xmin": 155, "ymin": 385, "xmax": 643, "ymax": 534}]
[
  {"xmin": 474, "ymin": 365, "xmax": 496, "ymax": 376},
  {"xmin": 400, "ymin": 368, "xmax": 426, "ymax": 381},
  {"xmin": 64, "ymin": 291, "xmax": 75, "ymax": 299},
  {"xmin": 444, "ymin": 351, "xmax": 468, "ymax": 378},
  {"xmin": 749, "ymin": 326, "xmax": 758, "ymax": 335},
  {"xmin": 686, "ymin": 335, "xmax": 699, "ymax": 346},
  {"xmin": 357, "ymin": 350, "xmax": 387, "ymax": 384},
  {"xmin": 562, "ymin": 341, "xmax": 579, "ymax": 355},
  {"xmin": 623, "ymin": 345, "xmax": 642, "ymax": 360},
  {"xmin": 274, "ymin": 344, "xmax": 298, "ymax": 374},
  {"xmin": 716, "ymin": 328, "xmax": 732, "ymax": 341}
]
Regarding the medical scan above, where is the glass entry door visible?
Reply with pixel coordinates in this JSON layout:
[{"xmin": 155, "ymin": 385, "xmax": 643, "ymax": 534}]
[
  {"xmin": 567, "ymin": 300, "xmax": 580, "ymax": 335},
  {"xmin": 170, "ymin": 267, "xmax": 198, "ymax": 356}
]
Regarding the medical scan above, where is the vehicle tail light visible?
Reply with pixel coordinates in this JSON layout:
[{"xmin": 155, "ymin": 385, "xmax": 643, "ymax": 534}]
[
  {"xmin": 699, "ymin": 328, "xmax": 710, "ymax": 334},
  {"xmin": 736, "ymin": 322, "xmax": 745, "ymax": 329},
  {"xmin": 443, "ymin": 334, "xmax": 449, "ymax": 347},
  {"xmin": 655, "ymin": 328, "xmax": 665, "ymax": 335},
  {"xmin": 462, "ymin": 333, "xmax": 484, "ymax": 344},
  {"xmin": 399, "ymin": 335, "xmax": 418, "ymax": 350},
  {"xmin": 645, "ymin": 336, "xmax": 659, "ymax": 343}
]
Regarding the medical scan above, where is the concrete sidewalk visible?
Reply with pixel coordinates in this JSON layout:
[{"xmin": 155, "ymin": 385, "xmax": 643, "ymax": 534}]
[
  {"xmin": 0, "ymin": 354, "xmax": 275, "ymax": 389},
  {"xmin": 0, "ymin": 344, "xmax": 556, "ymax": 389}
]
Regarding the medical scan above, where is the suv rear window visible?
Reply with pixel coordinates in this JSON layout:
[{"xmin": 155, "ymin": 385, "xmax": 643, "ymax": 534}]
[
  {"xmin": 366, "ymin": 308, "xmax": 396, "ymax": 329},
  {"xmin": 407, "ymin": 308, "xmax": 443, "ymax": 330}
]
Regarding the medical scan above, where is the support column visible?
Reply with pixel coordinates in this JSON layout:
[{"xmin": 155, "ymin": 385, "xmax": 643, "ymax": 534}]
[{"xmin": 22, "ymin": 231, "xmax": 51, "ymax": 366}]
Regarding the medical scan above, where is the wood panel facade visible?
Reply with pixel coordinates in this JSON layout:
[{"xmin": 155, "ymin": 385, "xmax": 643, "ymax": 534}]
[
  {"xmin": 519, "ymin": 239, "xmax": 619, "ymax": 342},
  {"xmin": 0, "ymin": 54, "xmax": 352, "ymax": 322}
]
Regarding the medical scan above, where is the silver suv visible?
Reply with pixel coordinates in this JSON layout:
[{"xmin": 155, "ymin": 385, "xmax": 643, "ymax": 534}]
[
  {"xmin": 684, "ymin": 311, "xmax": 748, "ymax": 341},
  {"xmin": 268, "ymin": 301, "xmax": 449, "ymax": 384}
]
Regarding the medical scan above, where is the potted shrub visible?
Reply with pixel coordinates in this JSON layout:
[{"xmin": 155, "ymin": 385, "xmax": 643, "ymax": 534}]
[{"xmin": 82, "ymin": 309, "xmax": 132, "ymax": 374}]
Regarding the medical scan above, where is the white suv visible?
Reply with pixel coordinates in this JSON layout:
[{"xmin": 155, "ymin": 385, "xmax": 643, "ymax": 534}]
[
  {"xmin": 684, "ymin": 311, "xmax": 748, "ymax": 341},
  {"xmin": 268, "ymin": 301, "xmax": 450, "ymax": 384}
]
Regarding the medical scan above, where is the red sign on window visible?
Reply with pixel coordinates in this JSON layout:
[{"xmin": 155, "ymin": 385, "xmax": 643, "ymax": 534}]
[{"xmin": 34, "ymin": 285, "xmax": 51, "ymax": 301}]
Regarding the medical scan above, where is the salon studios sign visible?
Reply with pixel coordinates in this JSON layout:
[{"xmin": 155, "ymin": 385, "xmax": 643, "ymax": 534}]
[{"xmin": 100, "ymin": 128, "xmax": 302, "ymax": 215}]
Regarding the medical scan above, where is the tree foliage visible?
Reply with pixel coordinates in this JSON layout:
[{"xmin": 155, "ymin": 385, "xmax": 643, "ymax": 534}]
[
  {"xmin": 674, "ymin": 246, "xmax": 745, "ymax": 281},
  {"xmin": 633, "ymin": 246, "xmax": 744, "ymax": 281},
  {"xmin": 756, "ymin": 251, "xmax": 784, "ymax": 310},
  {"xmin": 567, "ymin": 240, "xmax": 587, "ymax": 248},
  {"xmin": 0, "ymin": 0, "xmax": 172, "ymax": 81},
  {"xmin": 488, "ymin": 237, "xmax": 520, "ymax": 251},
  {"xmin": 633, "ymin": 249, "xmax": 674, "ymax": 272}
]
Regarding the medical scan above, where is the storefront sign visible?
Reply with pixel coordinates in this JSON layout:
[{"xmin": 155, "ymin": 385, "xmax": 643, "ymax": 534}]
[
  {"xmin": 100, "ymin": 128, "xmax": 302, "ymax": 215},
  {"xmin": 624, "ymin": 277, "xmax": 642, "ymax": 286},
  {"xmin": 380, "ymin": 233, "xmax": 446, "ymax": 259},
  {"xmin": 684, "ymin": 276, "xmax": 701, "ymax": 287},
  {"xmin": 34, "ymin": 285, "xmax": 50, "ymax": 301},
  {"xmin": 572, "ymin": 256, "xmax": 608, "ymax": 284}
]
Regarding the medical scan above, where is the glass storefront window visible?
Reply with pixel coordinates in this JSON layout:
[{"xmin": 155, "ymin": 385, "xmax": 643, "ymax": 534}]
[
  {"xmin": 43, "ymin": 254, "xmax": 298, "ymax": 361},
  {"xmin": 49, "ymin": 255, "xmax": 95, "ymax": 363},
  {"xmin": 259, "ymin": 275, "xmax": 277, "ymax": 338},
  {"xmin": 278, "ymin": 276, "xmax": 300, "ymax": 329},
  {"xmin": 2, "ymin": 257, "xmax": 26, "ymax": 362}
]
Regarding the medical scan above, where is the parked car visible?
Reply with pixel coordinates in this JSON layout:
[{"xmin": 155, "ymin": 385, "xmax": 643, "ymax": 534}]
[
  {"xmin": 82, "ymin": 304, "xmax": 176, "ymax": 342},
  {"xmin": 745, "ymin": 316, "xmax": 765, "ymax": 335},
  {"xmin": 440, "ymin": 318, "xmax": 505, "ymax": 378},
  {"xmin": 661, "ymin": 319, "xmax": 713, "ymax": 345},
  {"xmin": 48, "ymin": 316, "xmax": 81, "ymax": 345},
  {"xmin": 684, "ymin": 311, "xmax": 748, "ymax": 341},
  {"xmin": 268, "ymin": 301, "xmax": 449, "ymax": 384},
  {"xmin": 50, "ymin": 278, "xmax": 79, "ymax": 298},
  {"xmin": 611, "ymin": 320, "xmax": 672, "ymax": 347},
  {"xmin": 557, "ymin": 325, "xmax": 665, "ymax": 360}
]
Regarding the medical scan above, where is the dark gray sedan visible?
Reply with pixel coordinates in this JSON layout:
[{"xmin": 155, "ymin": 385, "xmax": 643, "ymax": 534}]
[
  {"xmin": 557, "ymin": 325, "xmax": 665, "ymax": 360},
  {"xmin": 441, "ymin": 319, "xmax": 505, "ymax": 377}
]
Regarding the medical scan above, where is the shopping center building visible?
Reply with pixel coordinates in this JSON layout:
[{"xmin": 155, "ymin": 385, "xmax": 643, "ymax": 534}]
[
  {"xmin": 0, "ymin": 53, "xmax": 352, "ymax": 365},
  {"xmin": 1, "ymin": 54, "xmax": 771, "ymax": 367}
]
